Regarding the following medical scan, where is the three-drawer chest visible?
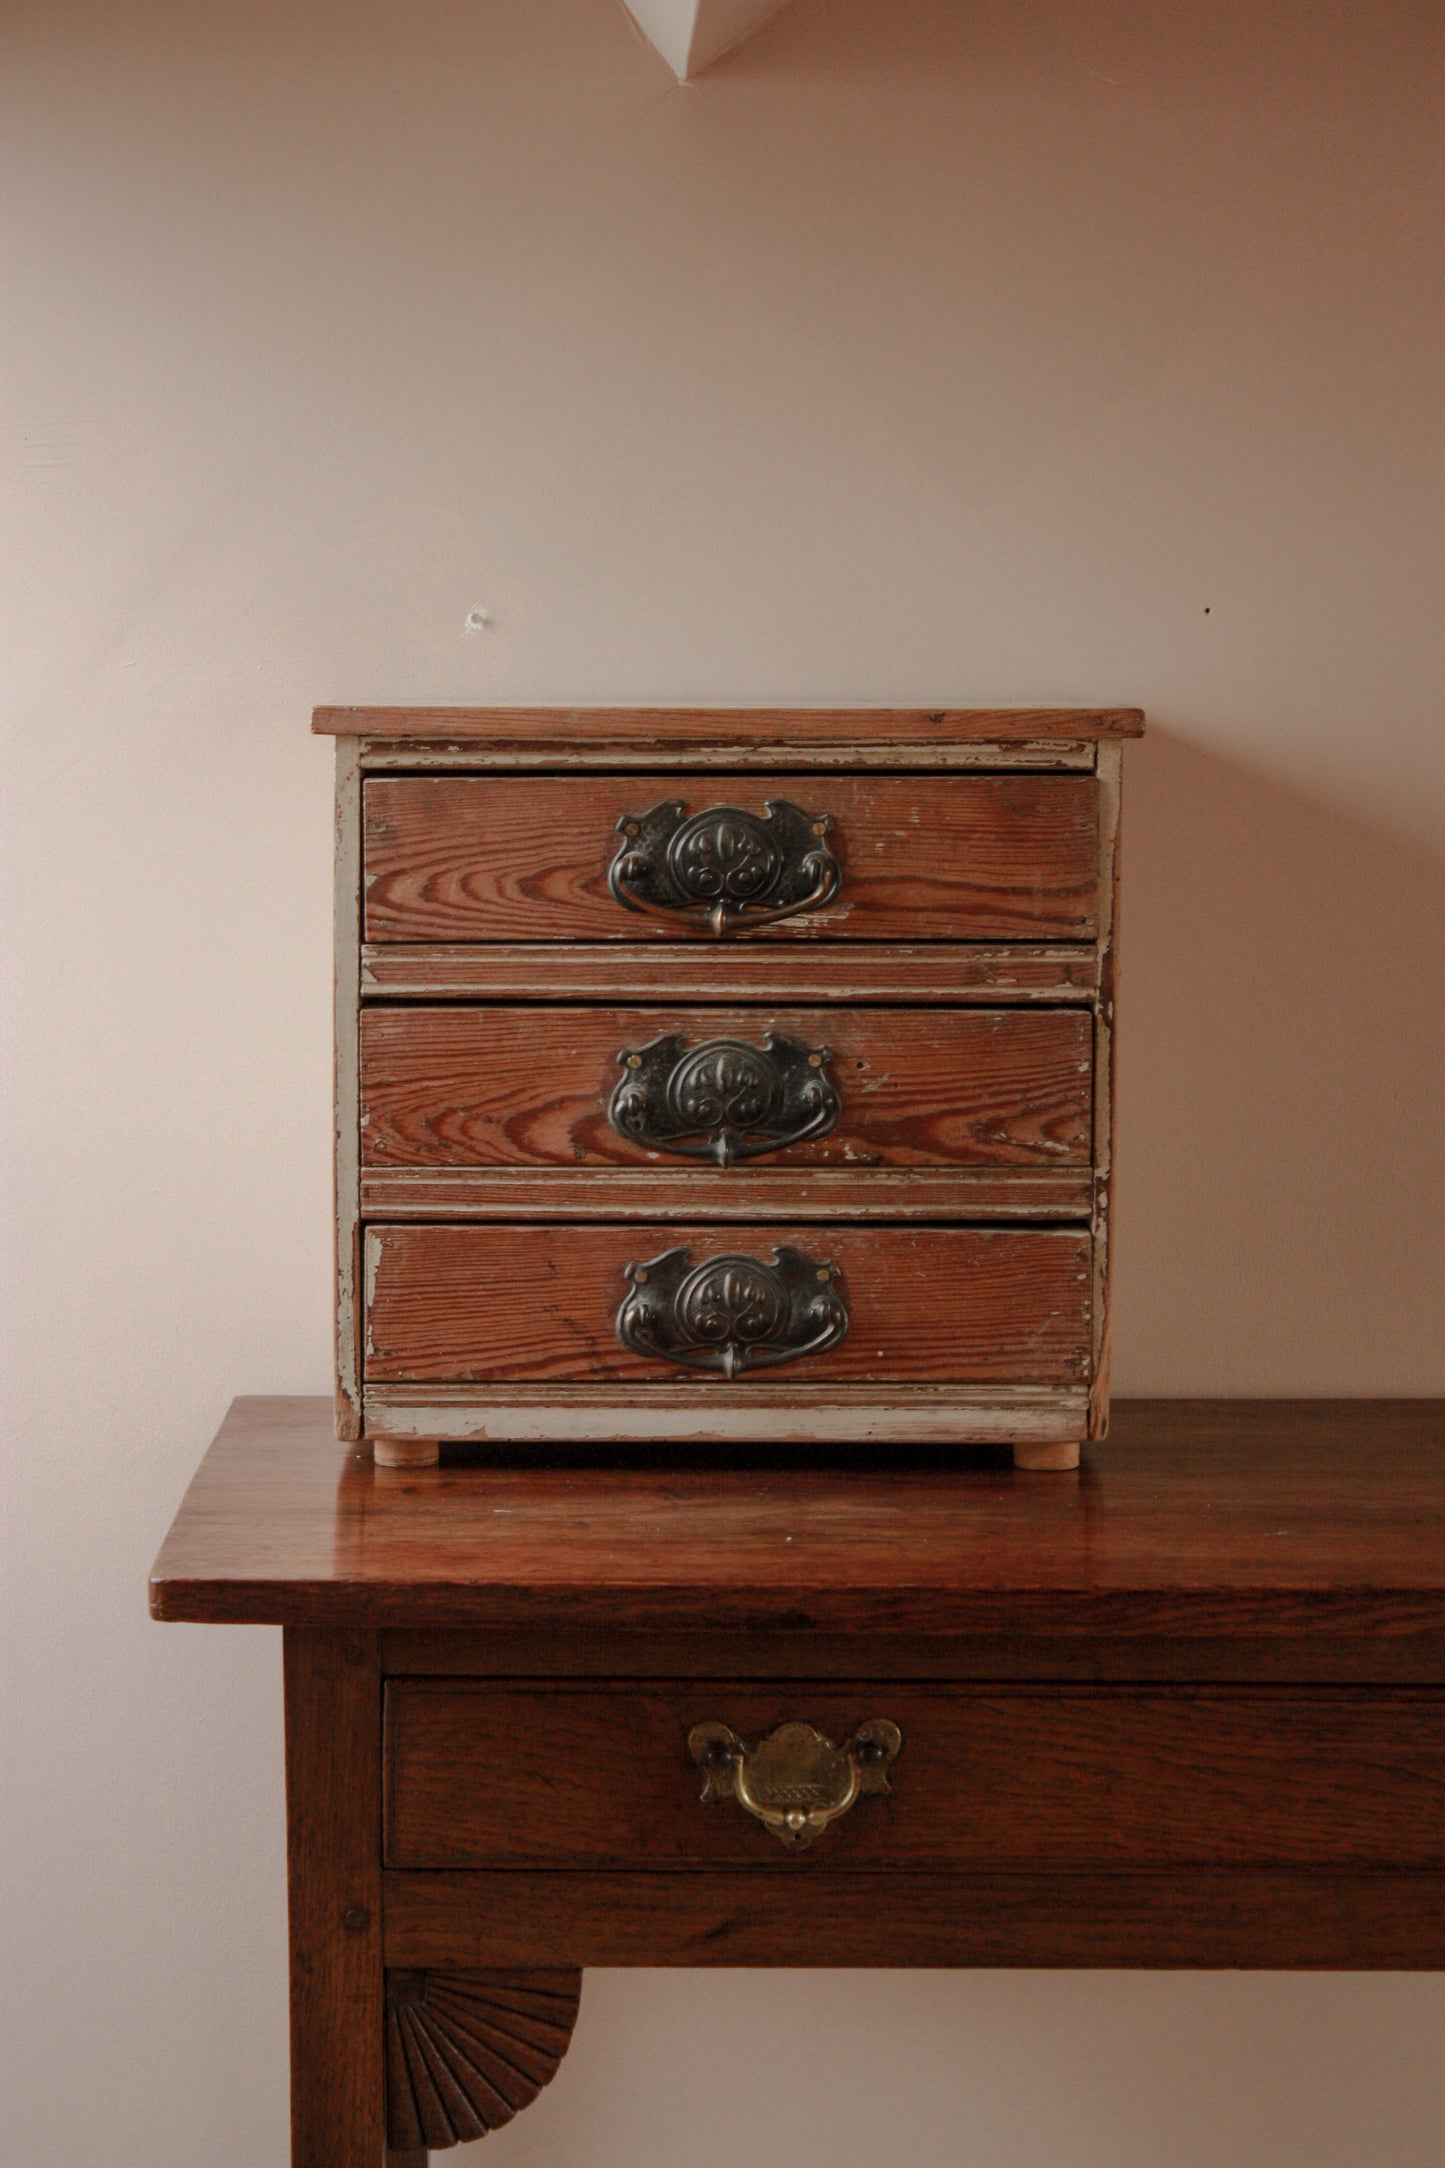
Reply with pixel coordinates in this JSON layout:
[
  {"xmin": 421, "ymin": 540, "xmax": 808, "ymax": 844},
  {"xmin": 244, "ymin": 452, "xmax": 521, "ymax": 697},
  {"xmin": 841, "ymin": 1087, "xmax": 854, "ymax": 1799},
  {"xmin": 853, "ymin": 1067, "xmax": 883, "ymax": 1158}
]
[{"xmin": 313, "ymin": 705, "xmax": 1144, "ymax": 1468}]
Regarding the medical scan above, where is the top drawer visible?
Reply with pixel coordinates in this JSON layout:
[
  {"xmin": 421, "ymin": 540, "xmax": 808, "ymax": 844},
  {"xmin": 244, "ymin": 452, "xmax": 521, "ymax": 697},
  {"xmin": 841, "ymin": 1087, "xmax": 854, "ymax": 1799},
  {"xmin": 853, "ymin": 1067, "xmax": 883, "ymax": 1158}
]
[{"xmin": 363, "ymin": 774, "xmax": 1100, "ymax": 944}]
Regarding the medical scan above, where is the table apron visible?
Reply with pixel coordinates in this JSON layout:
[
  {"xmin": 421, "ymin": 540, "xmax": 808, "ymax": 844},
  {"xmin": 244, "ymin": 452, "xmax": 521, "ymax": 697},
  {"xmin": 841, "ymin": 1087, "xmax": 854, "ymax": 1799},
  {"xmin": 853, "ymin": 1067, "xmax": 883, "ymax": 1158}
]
[{"xmin": 381, "ymin": 1868, "xmax": 1445, "ymax": 1970}]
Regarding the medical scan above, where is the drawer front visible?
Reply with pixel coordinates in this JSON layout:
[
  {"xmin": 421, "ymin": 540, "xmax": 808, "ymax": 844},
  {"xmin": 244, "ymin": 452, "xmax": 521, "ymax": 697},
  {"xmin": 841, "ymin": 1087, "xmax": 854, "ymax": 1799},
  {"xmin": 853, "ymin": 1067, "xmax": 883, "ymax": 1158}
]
[
  {"xmin": 359, "ymin": 1006, "xmax": 1093, "ymax": 1171},
  {"xmin": 362, "ymin": 1223, "xmax": 1092, "ymax": 1385},
  {"xmin": 384, "ymin": 1684, "xmax": 1445, "ymax": 1870},
  {"xmin": 362, "ymin": 774, "xmax": 1099, "ymax": 943}
]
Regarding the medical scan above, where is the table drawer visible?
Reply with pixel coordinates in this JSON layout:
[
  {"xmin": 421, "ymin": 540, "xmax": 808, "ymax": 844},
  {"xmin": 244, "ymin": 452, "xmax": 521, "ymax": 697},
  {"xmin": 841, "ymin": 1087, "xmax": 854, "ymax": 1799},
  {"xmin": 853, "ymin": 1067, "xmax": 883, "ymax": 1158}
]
[
  {"xmin": 362, "ymin": 1223, "xmax": 1092, "ymax": 1385},
  {"xmin": 384, "ymin": 1683, "xmax": 1445, "ymax": 1870},
  {"xmin": 359, "ymin": 1005, "xmax": 1093, "ymax": 1171},
  {"xmin": 362, "ymin": 773, "xmax": 1099, "ymax": 943}
]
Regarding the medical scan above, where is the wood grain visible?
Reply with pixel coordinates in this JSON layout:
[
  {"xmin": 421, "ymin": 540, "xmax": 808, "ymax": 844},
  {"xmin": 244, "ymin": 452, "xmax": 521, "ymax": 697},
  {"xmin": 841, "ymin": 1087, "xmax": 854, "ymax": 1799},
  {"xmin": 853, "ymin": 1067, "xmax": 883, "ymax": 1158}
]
[
  {"xmin": 385, "ymin": 1682, "xmax": 1445, "ymax": 1871},
  {"xmin": 316, "ymin": 704, "xmax": 1145, "ymax": 744},
  {"xmin": 361, "ymin": 775, "xmax": 1100, "ymax": 944},
  {"xmin": 284, "ymin": 1628, "xmax": 385, "ymax": 2167},
  {"xmin": 380, "ymin": 1625, "xmax": 1445, "ymax": 1687},
  {"xmin": 382, "ymin": 1868, "xmax": 1445, "ymax": 1971},
  {"xmin": 359, "ymin": 1006, "xmax": 1093, "ymax": 1171},
  {"xmin": 150, "ymin": 1397, "xmax": 1445, "ymax": 1639},
  {"xmin": 361, "ymin": 1224, "xmax": 1093, "ymax": 1386},
  {"xmin": 358, "ymin": 1167, "xmax": 1095, "ymax": 1222},
  {"xmin": 359, "ymin": 942, "xmax": 1100, "ymax": 1003}
]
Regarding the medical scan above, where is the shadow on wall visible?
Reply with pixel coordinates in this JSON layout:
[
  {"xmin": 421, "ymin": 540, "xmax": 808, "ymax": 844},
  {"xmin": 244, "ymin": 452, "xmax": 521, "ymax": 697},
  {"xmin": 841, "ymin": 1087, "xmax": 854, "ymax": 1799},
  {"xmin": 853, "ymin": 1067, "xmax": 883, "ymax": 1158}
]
[
  {"xmin": 1113, "ymin": 726, "xmax": 1445, "ymax": 1395},
  {"xmin": 500, "ymin": 1964, "xmax": 1445, "ymax": 2168}
]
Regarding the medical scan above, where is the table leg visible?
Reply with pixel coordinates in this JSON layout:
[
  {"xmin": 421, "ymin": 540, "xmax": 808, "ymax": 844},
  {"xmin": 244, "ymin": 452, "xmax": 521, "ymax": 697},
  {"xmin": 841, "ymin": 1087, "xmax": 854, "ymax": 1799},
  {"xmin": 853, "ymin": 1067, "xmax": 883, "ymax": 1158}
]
[{"xmin": 285, "ymin": 1627, "xmax": 386, "ymax": 2167}]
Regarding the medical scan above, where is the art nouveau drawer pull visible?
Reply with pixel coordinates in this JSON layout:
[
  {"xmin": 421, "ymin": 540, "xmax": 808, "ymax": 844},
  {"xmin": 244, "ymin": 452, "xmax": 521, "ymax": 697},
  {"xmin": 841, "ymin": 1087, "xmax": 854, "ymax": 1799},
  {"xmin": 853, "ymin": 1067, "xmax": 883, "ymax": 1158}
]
[
  {"xmin": 609, "ymin": 1032, "xmax": 840, "ymax": 1165},
  {"xmin": 607, "ymin": 799, "xmax": 841, "ymax": 935},
  {"xmin": 688, "ymin": 1719, "xmax": 903, "ymax": 1850},
  {"xmin": 617, "ymin": 1245, "xmax": 848, "ymax": 1379}
]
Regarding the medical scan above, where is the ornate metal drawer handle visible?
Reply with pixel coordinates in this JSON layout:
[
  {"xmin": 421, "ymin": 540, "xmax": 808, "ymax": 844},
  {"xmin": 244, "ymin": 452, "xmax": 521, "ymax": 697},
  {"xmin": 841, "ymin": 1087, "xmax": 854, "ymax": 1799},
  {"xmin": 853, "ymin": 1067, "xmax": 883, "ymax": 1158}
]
[
  {"xmin": 607, "ymin": 799, "xmax": 841, "ymax": 936},
  {"xmin": 688, "ymin": 1719, "xmax": 902, "ymax": 1850},
  {"xmin": 617, "ymin": 1245, "xmax": 848, "ymax": 1379},
  {"xmin": 610, "ymin": 1033, "xmax": 841, "ymax": 1166}
]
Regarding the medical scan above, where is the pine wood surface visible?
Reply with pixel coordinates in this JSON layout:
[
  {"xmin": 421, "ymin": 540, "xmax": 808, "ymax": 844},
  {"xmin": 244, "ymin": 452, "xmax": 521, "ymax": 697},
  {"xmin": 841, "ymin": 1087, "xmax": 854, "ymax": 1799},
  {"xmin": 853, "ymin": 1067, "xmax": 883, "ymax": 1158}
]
[
  {"xmin": 361, "ymin": 1223, "xmax": 1093, "ymax": 1385},
  {"xmin": 357, "ymin": 1166, "xmax": 1095, "ymax": 1222},
  {"xmin": 359, "ymin": 1005, "xmax": 1093, "ymax": 1170},
  {"xmin": 361, "ymin": 774, "xmax": 1100, "ymax": 944},
  {"xmin": 381, "ymin": 1868, "xmax": 1445, "ymax": 1971},
  {"xmin": 316, "ymin": 704, "xmax": 1145, "ymax": 745},
  {"xmin": 384, "ymin": 1681, "xmax": 1445, "ymax": 1872},
  {"xmin": 151, "ymin": 1397, "xmax": 1445, "ymax": 1638},
  {"xmin": 358, "ymin": 941, "xmax": 1100, "ymax": 1002}
]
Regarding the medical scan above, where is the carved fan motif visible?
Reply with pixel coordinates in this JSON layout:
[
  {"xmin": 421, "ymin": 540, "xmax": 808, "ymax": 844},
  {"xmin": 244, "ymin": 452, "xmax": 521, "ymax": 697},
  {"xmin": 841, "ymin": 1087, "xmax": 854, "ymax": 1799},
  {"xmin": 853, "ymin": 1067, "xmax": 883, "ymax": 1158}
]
[{"xmin": 385, "ymin": 1967, "xmax": 583, "ymax": 2152}]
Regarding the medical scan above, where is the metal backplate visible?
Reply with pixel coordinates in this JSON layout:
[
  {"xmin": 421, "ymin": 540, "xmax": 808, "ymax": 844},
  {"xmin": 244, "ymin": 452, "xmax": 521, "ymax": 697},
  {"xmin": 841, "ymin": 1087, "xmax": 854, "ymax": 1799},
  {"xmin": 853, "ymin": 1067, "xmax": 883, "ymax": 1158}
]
[
  {"xmin": 688, "ymin": 1718, "xmax": 903, "ymax": 1849},
  {"xmin": 616, "ymin": 1244, "xmax": 849, "ymax": 1379},
  {"xmin": 609, "ymin": 1032, "xmax": 841, "ymax": 1165},
  {"xmin": 607, "ymin": 799, "xmax": 841, "ymax": 935}
]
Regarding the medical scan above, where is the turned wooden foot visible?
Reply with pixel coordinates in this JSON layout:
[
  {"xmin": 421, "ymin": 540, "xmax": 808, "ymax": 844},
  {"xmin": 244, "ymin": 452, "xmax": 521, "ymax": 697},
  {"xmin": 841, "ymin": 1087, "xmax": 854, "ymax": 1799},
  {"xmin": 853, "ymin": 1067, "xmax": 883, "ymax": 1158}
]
[
  {"xmin": 372, "ymin": 1436, "xmax": 441, "ymax": 1469},
  {"xmin": 386, "ymin": 2150, "xmax": 427, "ymax": 2166},
  {"xmin": 1013, "ymin": 1439, "xmax": 1082, "ymax": 1472}
]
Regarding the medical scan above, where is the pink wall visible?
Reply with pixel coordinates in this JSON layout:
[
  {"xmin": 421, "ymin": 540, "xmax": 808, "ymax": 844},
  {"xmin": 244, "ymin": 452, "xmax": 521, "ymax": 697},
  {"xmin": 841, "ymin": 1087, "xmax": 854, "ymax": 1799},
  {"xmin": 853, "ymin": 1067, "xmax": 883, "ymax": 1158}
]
[{"xmin": 4, "ymin": 1, "xmax": 1443, "ymax": 2161}]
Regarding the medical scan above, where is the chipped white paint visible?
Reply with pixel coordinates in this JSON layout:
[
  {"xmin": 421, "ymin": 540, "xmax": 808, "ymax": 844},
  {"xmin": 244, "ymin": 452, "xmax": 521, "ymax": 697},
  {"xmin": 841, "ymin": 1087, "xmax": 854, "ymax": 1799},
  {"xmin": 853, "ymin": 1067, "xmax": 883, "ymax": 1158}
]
[
  {"xmin": 332, "ymin": 739, "xmax": 364, "ymax": 1437},
  {"xmin": 363, "ymin": 1225, "xmax": 383, "ymax": 1353},
  {"xmin": 363, "ymin": 1382, "xmax": 1089, "ymax": 1446},
  {"xmin": 357, "ymin": 738, "xmax": 1096, "ymax": 772},
  {"xmin": 1088, "ymin": 741, "xmax": 1123, "ymax": 1439}
]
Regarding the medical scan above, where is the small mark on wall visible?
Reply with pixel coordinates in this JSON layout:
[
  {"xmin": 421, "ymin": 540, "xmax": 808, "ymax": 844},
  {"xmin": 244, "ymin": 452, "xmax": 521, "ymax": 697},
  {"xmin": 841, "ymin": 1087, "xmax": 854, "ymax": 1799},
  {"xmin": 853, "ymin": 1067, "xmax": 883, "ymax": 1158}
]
[{"xmin": 465, "ymin": 605, "xmax": 492, "ymax": 631}]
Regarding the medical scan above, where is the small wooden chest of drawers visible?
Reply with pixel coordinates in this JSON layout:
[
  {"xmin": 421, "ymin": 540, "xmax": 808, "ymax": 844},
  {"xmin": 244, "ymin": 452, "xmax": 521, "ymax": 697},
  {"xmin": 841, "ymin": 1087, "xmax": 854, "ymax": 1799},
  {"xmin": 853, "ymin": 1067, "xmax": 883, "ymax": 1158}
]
[{"xmin": 314, "ymin": 704, "xmax": 1144, "ymax": 1467}]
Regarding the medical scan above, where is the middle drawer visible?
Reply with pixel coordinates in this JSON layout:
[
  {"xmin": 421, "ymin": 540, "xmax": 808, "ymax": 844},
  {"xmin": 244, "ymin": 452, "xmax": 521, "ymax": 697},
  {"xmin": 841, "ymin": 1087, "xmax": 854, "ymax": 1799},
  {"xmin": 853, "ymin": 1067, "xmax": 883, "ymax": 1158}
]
[{"xmin": 359, "ymin": 1005, "xmax": 1093, "ymax": 1172}]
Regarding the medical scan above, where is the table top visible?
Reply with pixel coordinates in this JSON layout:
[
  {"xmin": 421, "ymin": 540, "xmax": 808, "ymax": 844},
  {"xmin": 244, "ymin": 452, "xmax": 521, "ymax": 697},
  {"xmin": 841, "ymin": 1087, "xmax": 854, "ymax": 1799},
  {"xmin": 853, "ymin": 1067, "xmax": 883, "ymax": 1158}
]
[{"xmin": 149, "ymin": 1397, "xmax": 1445, "ymax": 1638}]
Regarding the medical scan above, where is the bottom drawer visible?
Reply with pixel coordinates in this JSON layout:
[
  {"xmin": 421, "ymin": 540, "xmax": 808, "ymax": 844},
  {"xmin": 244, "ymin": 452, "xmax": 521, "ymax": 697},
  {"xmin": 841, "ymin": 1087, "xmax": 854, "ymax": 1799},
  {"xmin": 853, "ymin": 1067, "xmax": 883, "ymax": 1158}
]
[
  {"xmin": 363, "ymin": 1222, "xmax": 1092, "ymax": 1387},
  {"xmin": 384, "ymin": 1683, "xmax": 1445, "ymax": 1871}
]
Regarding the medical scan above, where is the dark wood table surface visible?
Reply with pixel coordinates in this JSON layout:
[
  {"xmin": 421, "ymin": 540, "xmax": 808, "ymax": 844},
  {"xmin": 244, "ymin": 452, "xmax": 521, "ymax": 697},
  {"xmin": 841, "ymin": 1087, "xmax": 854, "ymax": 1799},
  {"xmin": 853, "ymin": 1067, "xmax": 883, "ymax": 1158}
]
[
  {"xmin": 150, "ymin": 1398, "xmax": 1445, "ymax": 2168},
  {"xmin": 153, "ymin": 1395, "xmax": 1445, "ymax": 1646}
]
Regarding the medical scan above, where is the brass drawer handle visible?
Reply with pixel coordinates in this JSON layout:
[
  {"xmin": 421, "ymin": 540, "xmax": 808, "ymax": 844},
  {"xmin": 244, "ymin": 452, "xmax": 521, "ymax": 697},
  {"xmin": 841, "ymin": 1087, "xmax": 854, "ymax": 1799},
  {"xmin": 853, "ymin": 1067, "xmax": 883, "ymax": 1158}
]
[
  {"xmin": 617, "ymin": 1245, "xmax": 848, "ymax": 1379},
  {"xmin": 688, "ymin": 1719, "xmax": 902, "ymax": 1850},
  {"xmin": 609, "ymin": 1032, "xmax": 841, "ymax": 1166},
  {"xmin": 607, "ymin": 799, "xmax": 841, "ymax": 936}
]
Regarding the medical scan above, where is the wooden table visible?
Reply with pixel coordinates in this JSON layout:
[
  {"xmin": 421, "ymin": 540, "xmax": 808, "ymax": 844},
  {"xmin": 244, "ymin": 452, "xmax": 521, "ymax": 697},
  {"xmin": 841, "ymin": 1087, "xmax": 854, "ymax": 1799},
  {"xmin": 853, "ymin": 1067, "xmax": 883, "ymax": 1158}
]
[{"xmin": 151, "ymin": 1398, "xmax": 1445, "ymax": 2167}]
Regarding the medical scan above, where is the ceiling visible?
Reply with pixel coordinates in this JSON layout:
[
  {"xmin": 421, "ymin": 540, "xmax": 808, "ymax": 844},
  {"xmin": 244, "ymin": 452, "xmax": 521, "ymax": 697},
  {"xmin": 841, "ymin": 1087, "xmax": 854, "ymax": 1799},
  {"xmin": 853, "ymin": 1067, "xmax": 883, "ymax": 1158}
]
[{"xmin": 621, "ymin": 0, "xmax": 798, "ymax": 80}]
